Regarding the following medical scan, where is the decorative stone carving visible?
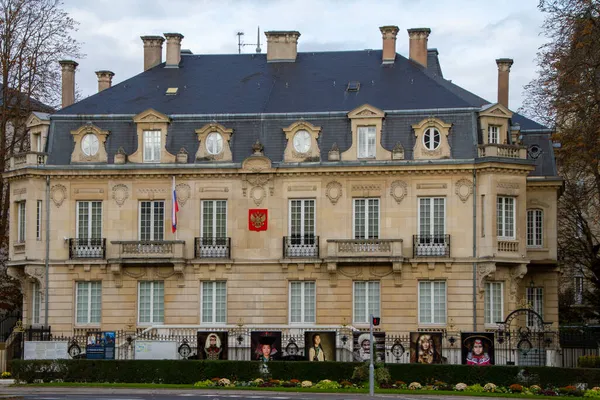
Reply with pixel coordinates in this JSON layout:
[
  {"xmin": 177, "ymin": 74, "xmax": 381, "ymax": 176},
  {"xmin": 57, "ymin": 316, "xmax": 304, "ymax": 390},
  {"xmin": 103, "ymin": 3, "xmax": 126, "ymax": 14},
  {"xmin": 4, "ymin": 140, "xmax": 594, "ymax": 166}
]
[
  {"xmin": 288, "ymin": 185, "xmax": 317, "ymax": 192},
  {"xmin": 412, "ymin": 117, "xmax": 452, "ymax": 160},
  {"xmin": 70, "ymin": 124, "xmax": 110, "ymax": 163},
  {"xmin": 328, "ymin": 143, "xmax": 340, "ymax": 161},
  {"xmin": 242, "ymin": 174, "xmax": 273, "ymax": 206},
  {"xmin": 390, "ymin": 180, "xmax": 408, "ymax": 204},
  {"xmin": 352, "ymin": 184, "xmax": 381, "ymax": 192},
  {"xmin": 114, "ymin": 147, "xmax": 127, "ymax": 164},
  {"xmin": 252, "ymin": 140, "xmax": 264, "ymax": 156},
  {"xmin": 137, "ymin": 188, "xmax": 167, "ymax": 200},
  {"xmin": 326, "ymin": 181, "xmax": 343, "ymax": 205},
  {"xmin": 112, "ymin": 184, "xmax": 129, "ymax": 207},
  {"xmin": 497, "ymin": 182, "xmax": 519, "ymax": 189},
  {"xmin": 455, "ymin": 178, "xmax": 473, "ymax": 203},
  {"xmin": 50, "ymin": 184, "xmax": 67, "ymax": 207},
  {"xmin": 417, "ymin": 183, "xmax": 447, "ymax": 189},
  {"xmin": 528, "ymin": 199, "xmax": 549, "ymax": 208},
  {"xmin": 13, "ymin": 188, "xmax": 26, "ymax": 195},
  {"xmin": 129, "ymin": 108, "xmax": 175, "ymax": 164},
  {"xmin": 477, "ymin": 263, "xmax": 496, "ymax": 294},
  {"xmin": 176, "ymin": 147, "xmax": 188, "ymax": 163},
  {"xmin": 509, "ymin": 263, "xmax": 528, "ymax": 301},
  {"xmin": 24, "ymin": 266, "xmax": 46, "ymax": 300},
  {"xmin": 282, "ymin": 120, "xmax": 322, "ymax": 162},
  {"xmin": 7, "ymin": 267, "xmax": 29, "ymax": 300},
  {"xmin": 392, "ymin": 142, "xmax": 405, "ymax": 160},
  {"xmin": 241, "ymin": 156, "xmax": 272, "ymax": 172},
  {"xmin": 195, "ymin": 122, "xmax": 233, "ymax": 161},
  {"xmin": 342, "ymin": 104, "xmax": 390, "ymax": 161},
  {"xmin": 250, "ymin": 186, "xmax": 266, "ymax": 206},
  {"xmin": 175, "ymin": 183, "xmax": 191, "ymax": 207}
]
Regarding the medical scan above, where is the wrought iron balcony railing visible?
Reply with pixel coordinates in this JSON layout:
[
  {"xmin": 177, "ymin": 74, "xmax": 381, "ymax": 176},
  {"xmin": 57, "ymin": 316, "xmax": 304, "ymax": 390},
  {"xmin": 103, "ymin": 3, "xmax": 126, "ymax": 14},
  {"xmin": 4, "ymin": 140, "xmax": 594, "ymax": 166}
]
[
  {"xmin": 413, "ymin": 234, "xmax": 451, "ymax": 257},
  {"xmin": 283, "ymin": 235, "xmax": 319, "ymax": 258},
  {"xmin": 195, "ymin": 237, "xmax": 231, "ymax": 259},
  {"xmin": 69, "ymin": 238, "xmax": 106, "ymax": 259}
]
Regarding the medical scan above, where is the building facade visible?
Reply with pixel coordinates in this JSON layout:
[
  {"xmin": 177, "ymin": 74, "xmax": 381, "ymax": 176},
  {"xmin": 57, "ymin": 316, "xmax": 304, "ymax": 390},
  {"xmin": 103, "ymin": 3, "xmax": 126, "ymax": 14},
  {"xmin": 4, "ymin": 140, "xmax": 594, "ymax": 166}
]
[{"xmin": 6, "ymin": 26, "xmax": 561, "ymax": 342}]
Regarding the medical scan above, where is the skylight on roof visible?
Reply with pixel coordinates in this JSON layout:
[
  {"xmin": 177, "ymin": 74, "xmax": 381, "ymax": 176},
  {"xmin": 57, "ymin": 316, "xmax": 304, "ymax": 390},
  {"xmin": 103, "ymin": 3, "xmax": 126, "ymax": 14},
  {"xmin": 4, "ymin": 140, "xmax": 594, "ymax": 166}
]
[
  {"xmin": 166, "ymin": 87, "xmax": 178, "ymax": 95},
  {"xmin": 347, "ymin": 81, "xmax": 360, "ymax": 92}
]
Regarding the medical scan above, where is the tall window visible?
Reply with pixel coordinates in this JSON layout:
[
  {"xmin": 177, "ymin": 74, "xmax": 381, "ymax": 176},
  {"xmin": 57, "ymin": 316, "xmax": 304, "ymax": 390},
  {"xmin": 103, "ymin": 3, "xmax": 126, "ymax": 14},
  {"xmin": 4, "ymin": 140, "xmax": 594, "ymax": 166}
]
[
  {"xmin": 353, "ymin": 198, "xmax": 379, "ymax": 239},
  {"xmin": 32, "ymin": 282, "xmax": 41, "ymax": 325},
  {"xmin": 526, "ymin": 287, "xmax": 544, "ymax": 326},
  {"xmin": 423, "ymin": 127, "xmax": 441, "ymax": 150},
  {"xmin": 138, "ymin": 281, "xmax": 164, "ymax": 324},
  {"xmin": 76, "ymin": 281, "xmax": 102, "ymax": 325},
  {"xmin": 497, "ymin": 196, "xmax": 515, "ymax": 239},
  {"xmin": 485, "ymin": 282, "xmax": 503, "ymax": 325},
  {"xmin": 357, "ymin": 126, "xmax": 376, "ymax": 158},
  {"xmin": 289, "ymin": 199, "xmax": 315, "ymax": 244},
  {"xmin": 143, "ymin": 130, "xmax": 161, "ymax": 162},
  {"xmin": 77, "ymin": 201, "xmax": 102, "ymax": 241},
  {"xmin": 201, "ymin": 281, "xmax": 227, "ymax": 324},
  {"xmin": 17, "ymin": 201, "xmax": 25, "ymax": 243},
  {"xmin": 36, "ymin": 200, "xmax": 42, "ymax": 241},
  {"xmin": 290, "ymin": 281, "xmax": 316, "ymax": 324},
  {"xmin": 33, "ymin": 133, "xmax": 42, "ymax": 152},
  {"xmin": 140, "ymin": 201, "xmax": 164, "ymax": 240},
  {"xmin": 488, "ymin": 126, "xmax": 499, "ymax": 144},
  {"xmin": 419, "ymin": 281, "xmax": 446, "ymax": 324},
  {"xmin": 354, "ymin": 281, "xmax": 380, "ymax": 323},
  {"xmin": 527, "ymin": 209, "xmax": 543, "ymax": 247},
  {"xmin": 201, "ymin": 200, "xmax": 227, "ymax": 239},
  {"xmin": 418, "ymin": 197, "xmax": 446, "ymax": 238},
  {"xmin": 574, "ymin": 276, "xmax": 584, "ymax": 305}
]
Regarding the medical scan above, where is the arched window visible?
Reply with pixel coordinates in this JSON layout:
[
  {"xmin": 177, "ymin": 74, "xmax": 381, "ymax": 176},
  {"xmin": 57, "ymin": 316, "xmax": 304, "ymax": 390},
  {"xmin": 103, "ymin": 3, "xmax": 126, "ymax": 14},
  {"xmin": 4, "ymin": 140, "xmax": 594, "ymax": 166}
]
[{"xmin": 423, "ymin": 128, "xmax": 441, "ymax": 150}]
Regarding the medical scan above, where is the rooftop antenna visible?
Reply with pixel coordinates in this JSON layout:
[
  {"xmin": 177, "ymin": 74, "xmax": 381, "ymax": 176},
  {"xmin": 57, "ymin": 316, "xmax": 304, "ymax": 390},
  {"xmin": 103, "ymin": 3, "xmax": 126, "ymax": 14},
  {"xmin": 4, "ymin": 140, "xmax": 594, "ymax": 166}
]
[{"xmin": 237, "ymin": 26, "xmax": 261, "ymax": 54}]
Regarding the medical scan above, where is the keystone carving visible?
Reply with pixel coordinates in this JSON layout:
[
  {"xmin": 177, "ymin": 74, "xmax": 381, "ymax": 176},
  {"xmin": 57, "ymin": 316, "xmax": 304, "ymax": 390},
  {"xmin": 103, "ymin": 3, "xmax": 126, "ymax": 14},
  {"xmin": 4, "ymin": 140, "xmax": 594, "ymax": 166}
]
[
  {"xmin": 509, "ymin": 263, "xmax": 528, "ymax": 301},
  {"xmin": 477, "ymin": 263, "xmax": 496, "ymax": 295}
]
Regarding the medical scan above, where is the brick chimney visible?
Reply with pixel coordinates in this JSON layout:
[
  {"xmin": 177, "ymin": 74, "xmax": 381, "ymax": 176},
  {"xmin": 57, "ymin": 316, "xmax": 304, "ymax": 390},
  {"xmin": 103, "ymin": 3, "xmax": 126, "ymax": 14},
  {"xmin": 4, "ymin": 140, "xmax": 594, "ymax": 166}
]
[
  {"xmin": 141, "ymin": 35, "xmax": 165, "ymax": 71},
  {"xmin": 95, "ymin": 70, "xmax": 114, "ymax": 92},
  {"xmin": 59, "ymin": 60, "xmax": 78, "ymax": 108},
  {"xmin": 164, "ymin": 33, "xmax": 184, "ymax": 68},
  {"xmin": 407, "ymin": 28, "xmax": 431, "ymax": 67},
  {"xmin": 379, "ymin": 25, "xmax": 399, "ymax": 64},
  {"xmin": 496, "ymin": 58, "xmax": 514, "ymax": 109},
  {"xmin": 265, "ymin": 31, "xmax": 301, "ymax": 62}
]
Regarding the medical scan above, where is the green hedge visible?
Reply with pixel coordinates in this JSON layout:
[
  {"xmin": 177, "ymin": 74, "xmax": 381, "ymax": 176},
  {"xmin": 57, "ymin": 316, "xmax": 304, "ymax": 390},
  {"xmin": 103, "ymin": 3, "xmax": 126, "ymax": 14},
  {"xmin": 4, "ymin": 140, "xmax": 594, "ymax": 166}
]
[
  {"xmin": 579, "ymin": 356, "xmax": 600, "ymax": 368},
  {"xmin": 10, "ymin": 360, "xmax": 600, "ymax": 387}
]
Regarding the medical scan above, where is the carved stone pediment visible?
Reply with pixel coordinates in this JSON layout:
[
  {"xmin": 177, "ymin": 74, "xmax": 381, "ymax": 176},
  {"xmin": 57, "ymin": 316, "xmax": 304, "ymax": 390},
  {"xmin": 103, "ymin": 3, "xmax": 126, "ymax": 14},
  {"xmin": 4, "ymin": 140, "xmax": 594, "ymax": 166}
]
[
  {"xmin": 132, "ymin": 108, "xmax": 170, "ymax": 124},
  {"xmin": 347, "ymin": 104, "xmax": 385, "ymax": 119},
  {"xmin": 241, "ymin": 155, "xmax": 272, "ymax": 172},
  {"xmin": 480, "ymin": 103, "xmax": 513, "ymax": 119}
]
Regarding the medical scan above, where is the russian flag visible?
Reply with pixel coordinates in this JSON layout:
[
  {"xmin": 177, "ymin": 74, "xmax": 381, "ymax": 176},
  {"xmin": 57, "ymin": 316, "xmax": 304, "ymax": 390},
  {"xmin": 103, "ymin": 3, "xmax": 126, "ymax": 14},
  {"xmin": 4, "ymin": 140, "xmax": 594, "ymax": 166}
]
[{"xmin": 172, "ymin": 176, "xmax": 179, "ymax": 233}]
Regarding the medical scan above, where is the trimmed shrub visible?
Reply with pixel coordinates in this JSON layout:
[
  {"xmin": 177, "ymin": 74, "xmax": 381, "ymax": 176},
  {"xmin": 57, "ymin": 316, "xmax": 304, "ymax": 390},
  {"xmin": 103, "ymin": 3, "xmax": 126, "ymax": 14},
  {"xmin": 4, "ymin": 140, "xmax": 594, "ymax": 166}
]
[{"xmin": 580, "ymin": 356, "xmax": 600, "ymax": 368}]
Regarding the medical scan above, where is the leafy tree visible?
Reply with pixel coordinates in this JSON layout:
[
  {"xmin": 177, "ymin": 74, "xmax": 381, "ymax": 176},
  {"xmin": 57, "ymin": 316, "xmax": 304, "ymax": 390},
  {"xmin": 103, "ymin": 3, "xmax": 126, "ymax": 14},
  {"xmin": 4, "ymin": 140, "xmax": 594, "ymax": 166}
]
[
  {"xmin": 0, "ymin": 0, "xmax": 81, "ymax": 315},
  {"xmin": 522, "ymin": 0, "xmax": 600, "ymax": 322}
]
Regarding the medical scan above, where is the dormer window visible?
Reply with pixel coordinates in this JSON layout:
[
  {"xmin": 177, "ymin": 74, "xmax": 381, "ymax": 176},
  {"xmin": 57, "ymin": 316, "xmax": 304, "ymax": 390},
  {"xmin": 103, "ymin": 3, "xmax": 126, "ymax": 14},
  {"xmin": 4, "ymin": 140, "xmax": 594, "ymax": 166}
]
[
  {"xmin": 488, "ymin": 126, "xmax": 500, "ymax": 144},
  {"xmin": 143, "ymin": 130, "xmax": 161, "ymax": 163},
  {"xmin": 81, "ymin": 134, "xmax": 99, "ymax": 157},
  {"xmin": 34, "ymin": 133, "xmax": 42, "ymax": 152},
  {"xmin": 423, "ymin": 128, "xmax": 441, "ymax": 151},
  {"xmin": 358, "ymin": 126, "xmax": 376, "ymax": 159},
  {"xmin": 206, "ymin": 132, "xmax": 224, "ymax": 155}
]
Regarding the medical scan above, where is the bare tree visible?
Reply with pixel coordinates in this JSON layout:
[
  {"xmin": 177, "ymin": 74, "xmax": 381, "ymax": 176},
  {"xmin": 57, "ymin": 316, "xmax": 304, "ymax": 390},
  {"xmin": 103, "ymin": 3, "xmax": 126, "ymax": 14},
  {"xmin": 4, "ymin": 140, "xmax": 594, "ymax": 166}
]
[
  {"xmin": 522, "ymin": 0, "xmax": 600, "ymax": 322},
  {"xmin": 0, "ymin": 0, "xmax": 82, "ymax": 315}
]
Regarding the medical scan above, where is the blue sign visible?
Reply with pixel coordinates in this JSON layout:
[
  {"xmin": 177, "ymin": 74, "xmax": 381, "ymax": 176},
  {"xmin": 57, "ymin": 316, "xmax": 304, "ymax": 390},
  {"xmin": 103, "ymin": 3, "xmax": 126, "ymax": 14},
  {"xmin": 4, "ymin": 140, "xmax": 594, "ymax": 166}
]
[{"xmin": 86, "ymin": 331, "xmax": 115, "ymax": 359}]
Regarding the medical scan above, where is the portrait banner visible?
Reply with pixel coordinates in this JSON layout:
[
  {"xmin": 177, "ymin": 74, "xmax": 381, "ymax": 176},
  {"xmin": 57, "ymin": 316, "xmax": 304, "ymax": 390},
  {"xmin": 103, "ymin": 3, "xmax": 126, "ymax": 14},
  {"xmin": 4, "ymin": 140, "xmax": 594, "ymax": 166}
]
[
  {"xmin": 85, "ymin": 331, "xmax": 115, "ymax": 360},
  {"xmin": 353, "ymin": 331, "xmax": 385, "ymax": 362},
  {"xmin": 305, "ymin": 331, "xmax": 336, "ymax": 362},
  {"xmin": 410, "ymin": 332, "xmax": 443, "ymax": 364},
  {"xmin": 197, "ymin": 331, "xmax": 228, "ymax": 360},
  {"xmin": 251, "ymin": 331, "xmax": 282, "ymax": 362},
  {"xmin": 461, "ymin": 332, "xmax": 495, "ymax": 365}
]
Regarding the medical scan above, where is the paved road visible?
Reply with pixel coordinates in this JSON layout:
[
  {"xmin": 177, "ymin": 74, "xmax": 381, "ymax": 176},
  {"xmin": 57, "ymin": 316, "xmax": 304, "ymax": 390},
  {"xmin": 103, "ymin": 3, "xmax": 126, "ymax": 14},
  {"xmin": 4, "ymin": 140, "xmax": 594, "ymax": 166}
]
[{"xmin": 0, "ymin": 387, "xmax": 535, "ymax": 400}]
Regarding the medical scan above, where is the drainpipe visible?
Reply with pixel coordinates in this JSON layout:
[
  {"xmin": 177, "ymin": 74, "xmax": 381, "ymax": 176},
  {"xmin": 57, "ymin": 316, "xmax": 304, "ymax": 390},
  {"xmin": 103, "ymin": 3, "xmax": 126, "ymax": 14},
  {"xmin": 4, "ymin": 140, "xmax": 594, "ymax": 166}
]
[
  {"xmin": 472, "ymin": 168, "xmax": 477, "ymax": 331},
  {"xmin": 44, "ymin": 176, "xmax": 50, "ymax": 327}
]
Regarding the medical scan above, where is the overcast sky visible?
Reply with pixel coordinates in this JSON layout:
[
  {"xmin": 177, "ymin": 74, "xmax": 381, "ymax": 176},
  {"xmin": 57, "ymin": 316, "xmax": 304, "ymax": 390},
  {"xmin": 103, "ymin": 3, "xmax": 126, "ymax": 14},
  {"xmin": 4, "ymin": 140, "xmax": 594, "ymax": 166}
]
[{"xmin": 62, "ymin": 0, "xmax": 548, "ymax": 112}]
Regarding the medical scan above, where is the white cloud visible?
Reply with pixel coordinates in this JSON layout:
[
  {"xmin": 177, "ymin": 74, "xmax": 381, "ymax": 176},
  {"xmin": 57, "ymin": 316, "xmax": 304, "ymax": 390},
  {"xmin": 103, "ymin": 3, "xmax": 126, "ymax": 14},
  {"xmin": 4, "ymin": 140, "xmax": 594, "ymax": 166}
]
[{"xmin": 62, "ymin": 0, "xmax": 547, "ymax": 110}]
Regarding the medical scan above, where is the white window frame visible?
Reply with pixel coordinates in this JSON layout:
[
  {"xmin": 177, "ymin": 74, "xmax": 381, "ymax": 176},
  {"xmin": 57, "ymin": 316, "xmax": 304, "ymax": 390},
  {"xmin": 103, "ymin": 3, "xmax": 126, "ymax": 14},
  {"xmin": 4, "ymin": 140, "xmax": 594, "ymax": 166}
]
[
  {"xmin": 357, "ymin": 126, "xmax": 376, "ymax": 159},
  {"xmin": 526, "ymin": 286, "xmax": 543, "ymax": 326},
  {"xmin": 497, "ymin": 196, "xmax": 516, "ymax": 239},
  {"xmin": 353, "ymin": 281, "xmax": 380, "ymax": 324},
  {"xmin": 17, "ymin": 201, "xmax": 25, "ymax": 243},
  {"xmin": 75, "ymin": 281, "xmax": 102, "ymax": 325},
  {"xmin": 417, "ymin": 197, "xmax": 446, "ymax": 236},
  {"xmin": 484, "ymin": 282, "xmax": 504, "ymax": 325},
  {"xmin": 76, "ymin": 201, "xmax": 103, "ymax": 240},
  {"xmin": 527, "ymin": 209, "xmax": 543, "ymax": 248},
  {"xmin": 36, "ymin": 200, "xmax": 42, "ymax": 241},
  {"xmin": 139, "ymin": 201, "xmax": 165, "ymax": 241},
  {"xmin": 353, "ymin": 198, "xmax": 380, "ymax": 239},
  {"xmin": 143, "ymin": 130, "xmax": 161, "ymax": 163},
  {"xmin": 488, "ymin": 125, "xmax": 500, "ymax": 144},
  {"xmin": 137, "ymin": 281, "xmax": 164, "ymax": 325},
  {"xmin": 288, "ymin": 199, "xmax": 316, "ymax": 244},
  {"xmin": 201, "ymin": 200, "xmax": 227, "ymax": 238},
  {"xmin": 418, "ymin": 280, "xmax": 447, "ymax": 325},
  {"xmin": 289, "ymin": 281, "xmax": 316, "ymax": 324},
  {"xmin": 423, "ymin": 127, "xmax": 441, "ymax": 150},
  {"xmin": 201, "ymin": 281, "xmax": 227, "ymax": 324},
  {"xmin": 32, "ymin": 281, "xmax": 40, "ymax": 325}
]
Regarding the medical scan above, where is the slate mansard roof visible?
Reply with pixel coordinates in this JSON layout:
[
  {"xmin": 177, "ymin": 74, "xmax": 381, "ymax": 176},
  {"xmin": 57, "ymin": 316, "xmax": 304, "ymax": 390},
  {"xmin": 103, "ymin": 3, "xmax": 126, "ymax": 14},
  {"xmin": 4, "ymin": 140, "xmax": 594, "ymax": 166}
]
[{"xmin": 48, "ymin": 49, "xmax": 557, "ymax": 176}]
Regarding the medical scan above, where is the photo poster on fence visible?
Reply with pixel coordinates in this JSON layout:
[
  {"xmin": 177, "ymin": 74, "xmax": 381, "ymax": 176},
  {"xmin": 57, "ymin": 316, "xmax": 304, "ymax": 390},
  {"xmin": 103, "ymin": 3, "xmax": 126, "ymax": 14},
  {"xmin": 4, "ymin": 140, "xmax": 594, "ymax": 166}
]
[
  {"xmin": 409, "ymin": 332, "xmax": 443, "ymax": 364},
  {"xmin": 85, "ymin": 331, "xmax": 116, "ymax": 360},
  {"xmin": 134, "ymin": 340, "xmax": 178, "ymax": 360},
  {"xmin": 197, "ymin": 331, "xmax": 228, "ymax": 360},
  {"xmin": 24, "ymin": 341, "xmax": 68, "ymax": 360},
  {"xmin": 251, "ymin": 331, "xmax": 282, "ymax": 362},
  {"xmin": 461, "ymin": 332, "xmax": 495, "ymax": 366},
  {"xmin": 352, "ymin": 331, "xmax": 385, "ymax": 362},
  {"xmin": 304, "ymin": 331, "xmax": 336, "ymax": 362}
]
